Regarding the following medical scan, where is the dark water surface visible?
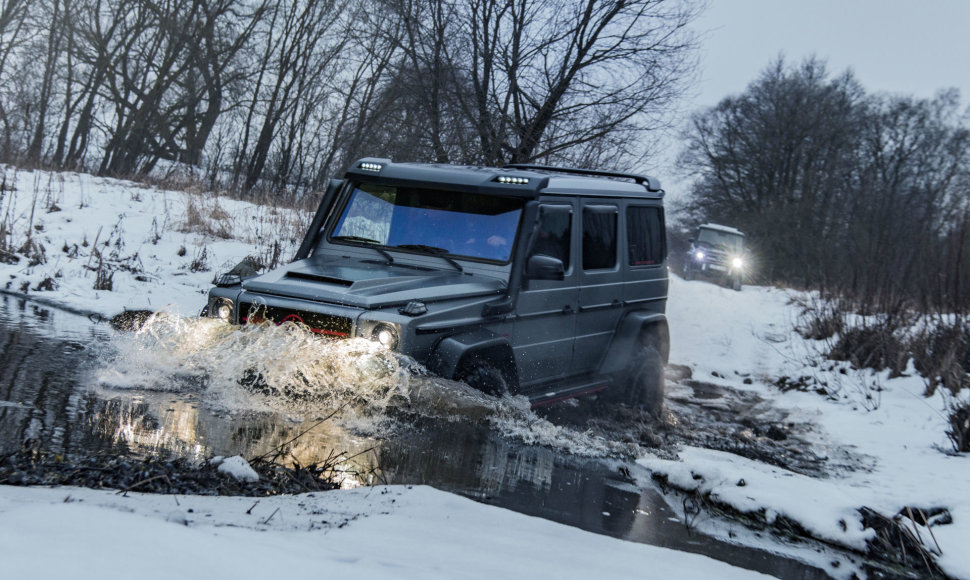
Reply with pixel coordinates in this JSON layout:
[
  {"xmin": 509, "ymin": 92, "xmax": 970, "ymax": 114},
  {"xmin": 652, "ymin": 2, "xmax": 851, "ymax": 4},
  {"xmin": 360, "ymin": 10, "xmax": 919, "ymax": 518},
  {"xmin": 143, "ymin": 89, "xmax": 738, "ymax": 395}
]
[{"xmin": 0, "ymin": 294, "xmax": 844, "ymax": 579}]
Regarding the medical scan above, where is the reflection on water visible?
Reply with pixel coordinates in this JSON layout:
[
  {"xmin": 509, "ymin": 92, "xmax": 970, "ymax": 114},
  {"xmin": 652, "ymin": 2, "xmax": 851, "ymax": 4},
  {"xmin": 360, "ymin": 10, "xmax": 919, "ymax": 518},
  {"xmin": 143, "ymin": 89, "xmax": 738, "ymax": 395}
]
[{"xmin": 0, "ymin": 295, "xmax": 838, "ymax": 579}]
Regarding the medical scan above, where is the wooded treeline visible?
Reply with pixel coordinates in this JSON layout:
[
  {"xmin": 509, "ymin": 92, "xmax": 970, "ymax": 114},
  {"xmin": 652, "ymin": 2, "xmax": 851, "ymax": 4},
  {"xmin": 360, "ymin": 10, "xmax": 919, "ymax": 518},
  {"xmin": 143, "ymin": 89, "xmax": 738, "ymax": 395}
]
[
  {"xmin": 681, "ymin": 58, "xmax": 970, "ymax": 313},
  {"xmin": 0, "ymin": 0, "xmax": 700, "ymax": 194}
]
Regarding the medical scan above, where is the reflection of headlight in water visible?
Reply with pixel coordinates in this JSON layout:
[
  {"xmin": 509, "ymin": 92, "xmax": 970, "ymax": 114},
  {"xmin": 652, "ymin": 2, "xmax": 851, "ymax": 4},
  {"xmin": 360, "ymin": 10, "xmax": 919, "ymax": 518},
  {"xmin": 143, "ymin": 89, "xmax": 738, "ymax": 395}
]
[
  {"xmin": 694, "ymin": 251, "xmax": 705, "ymax": 260},
  {"xmin": 732, "ymin": 257, "xmax": 743, "ymax": 268}
]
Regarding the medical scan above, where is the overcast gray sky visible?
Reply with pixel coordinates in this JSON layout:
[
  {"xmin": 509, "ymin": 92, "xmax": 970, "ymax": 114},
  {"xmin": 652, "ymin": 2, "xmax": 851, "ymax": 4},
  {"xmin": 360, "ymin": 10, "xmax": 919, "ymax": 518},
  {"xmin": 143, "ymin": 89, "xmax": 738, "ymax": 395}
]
[
  {"xmin": 659, "ymin": 0, "xmax": 970, "ymax": 200},
  {"xmin": 690, "ymin": 0, "xmax": 970, "ymax": 106}
]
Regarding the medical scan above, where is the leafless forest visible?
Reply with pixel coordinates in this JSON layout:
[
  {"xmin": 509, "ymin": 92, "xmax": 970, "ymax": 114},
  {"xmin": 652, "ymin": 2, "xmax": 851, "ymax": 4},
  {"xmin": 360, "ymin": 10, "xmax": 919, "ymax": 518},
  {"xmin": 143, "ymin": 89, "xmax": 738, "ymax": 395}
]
[
  {"xmin": 681, "ymin": 58, "xmax": 970, "ymax": 315},
  {"xmin": 0, "ymin": 0, "xmax": 699, "ymax": 194}
]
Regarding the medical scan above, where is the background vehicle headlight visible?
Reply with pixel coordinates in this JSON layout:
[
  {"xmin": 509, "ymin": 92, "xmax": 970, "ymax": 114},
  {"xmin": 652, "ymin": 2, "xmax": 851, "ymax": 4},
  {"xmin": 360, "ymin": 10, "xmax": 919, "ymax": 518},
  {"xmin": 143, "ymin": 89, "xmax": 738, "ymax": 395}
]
[
  {"xmin": 732, "ymin": 257, "xmax": 744, "ymax": 268},
  {"xmin": 372, "ymin": 323, "xmax": 400, "ymax": 349},
  {"xmin": 694, "ymin": 251, "xmax": 705, "ymax": 260}
]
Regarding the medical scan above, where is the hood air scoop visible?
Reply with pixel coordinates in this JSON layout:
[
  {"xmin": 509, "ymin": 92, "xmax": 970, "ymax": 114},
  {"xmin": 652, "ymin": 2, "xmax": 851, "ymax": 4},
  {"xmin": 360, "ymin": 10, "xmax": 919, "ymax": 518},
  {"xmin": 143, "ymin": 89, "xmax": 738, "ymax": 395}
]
[{"xmin": 284, "ymin": 271, "xmax": 353, "ymax": 286}]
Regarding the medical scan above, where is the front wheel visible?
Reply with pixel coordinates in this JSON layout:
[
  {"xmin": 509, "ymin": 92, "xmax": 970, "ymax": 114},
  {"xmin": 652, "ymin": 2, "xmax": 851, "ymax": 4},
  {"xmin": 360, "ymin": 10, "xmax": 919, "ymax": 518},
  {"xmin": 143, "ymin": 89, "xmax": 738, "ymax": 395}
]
[
  {"xmin": 457, "ymin": 355, "xmax": 509, "ymax": 396},
  {"xmin": 731, "ymin": 274, "xmax": 742, "ymax": 291}
]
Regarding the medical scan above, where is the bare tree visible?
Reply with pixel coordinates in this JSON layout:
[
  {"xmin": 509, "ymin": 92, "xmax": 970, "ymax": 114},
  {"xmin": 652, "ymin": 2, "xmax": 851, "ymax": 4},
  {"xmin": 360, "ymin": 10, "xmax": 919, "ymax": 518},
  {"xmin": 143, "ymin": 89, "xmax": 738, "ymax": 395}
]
[
  {"xmin": 682, "ymin": 57, "xmax": 970, "ymax": 311},
  {"xmin": 234, "ymin": 0, "xmax": 347, "ymax": 192},
  {"xmin": 461, "ymin": 0, "xmax": 700, "ymax": 166},
  {"xmin": 0, "ymin": 0, "xmax": 36, "ymax": 160},
  {"xmin": 680, "ymin": 57, "xmax": 864, "ymax": 285}
]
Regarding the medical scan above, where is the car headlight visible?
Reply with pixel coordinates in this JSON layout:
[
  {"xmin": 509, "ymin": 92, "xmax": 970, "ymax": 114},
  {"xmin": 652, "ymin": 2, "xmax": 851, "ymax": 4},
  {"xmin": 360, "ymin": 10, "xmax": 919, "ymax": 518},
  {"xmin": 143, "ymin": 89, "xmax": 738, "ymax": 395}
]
[
  {"xmin": 371, "ymin": 323, "xmax": 400, "ymax": 350},
  {"xmin": 210, "ymin": 298, "xmax": 233, "ymax": 320},
  {"xmin": 732, "ymin": 257, "xmax": 743, "ymax": 268},
  {"xmin": 694, "ymin": 251, "xmax": 705, "ymax": 261}
]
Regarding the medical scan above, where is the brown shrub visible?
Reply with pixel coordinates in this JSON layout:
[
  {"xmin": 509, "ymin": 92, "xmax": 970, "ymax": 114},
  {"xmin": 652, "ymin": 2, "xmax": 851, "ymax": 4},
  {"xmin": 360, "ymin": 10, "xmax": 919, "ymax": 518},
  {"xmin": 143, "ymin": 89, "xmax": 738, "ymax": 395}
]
[
  {"xmin": 912, "ymin": 323, "xmax": 970, "ymax": 396},
  {"xmin": 947, "ymin": 400, "xmax": 970, "ymax": 453},
  {"xmin": 828, "ymin": 324, "xmax": 909, "ymax": 377}
]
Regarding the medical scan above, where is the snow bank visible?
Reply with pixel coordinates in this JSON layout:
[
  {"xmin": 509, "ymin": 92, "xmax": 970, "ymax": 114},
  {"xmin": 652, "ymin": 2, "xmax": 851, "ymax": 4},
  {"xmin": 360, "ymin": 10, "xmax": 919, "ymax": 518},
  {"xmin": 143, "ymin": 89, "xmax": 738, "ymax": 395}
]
[
  {"xmin": 0, "ymin": 484, "xmax": 771, "ymax": 580},
  {"xmin": 639, "ymin": 446, "xmax": 874, "ymax": 550},
  {"xmin": 0, "ymin": 166, "xmax": 306, "ymax": 317},
  {"xmin": 651, "ymin": 275, "xmax": 970, "ymax": 576}
]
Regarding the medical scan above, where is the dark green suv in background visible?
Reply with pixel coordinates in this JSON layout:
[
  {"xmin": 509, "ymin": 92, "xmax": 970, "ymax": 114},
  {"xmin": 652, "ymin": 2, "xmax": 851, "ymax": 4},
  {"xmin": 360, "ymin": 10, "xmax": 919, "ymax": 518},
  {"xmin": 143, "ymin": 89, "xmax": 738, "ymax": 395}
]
[{"xmin": 206, "ymin": 159, "xmax": 670, "ymax": 416}]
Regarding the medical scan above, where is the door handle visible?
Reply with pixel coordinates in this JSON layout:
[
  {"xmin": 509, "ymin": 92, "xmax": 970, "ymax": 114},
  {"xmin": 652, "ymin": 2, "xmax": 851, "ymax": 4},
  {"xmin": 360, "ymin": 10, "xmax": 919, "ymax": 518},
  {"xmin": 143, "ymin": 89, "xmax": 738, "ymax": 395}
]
[{"xmin": 562, "ymin": 305, "xmax": 573, "ymax": 314}]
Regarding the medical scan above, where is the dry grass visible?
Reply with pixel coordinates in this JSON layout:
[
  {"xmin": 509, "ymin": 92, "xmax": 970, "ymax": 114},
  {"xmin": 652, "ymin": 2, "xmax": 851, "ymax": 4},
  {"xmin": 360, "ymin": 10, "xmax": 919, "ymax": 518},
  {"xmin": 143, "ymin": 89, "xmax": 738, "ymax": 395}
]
[
  {"xmin": 946, "ymin": 399, "xmax": 970, "ymax": 453},
  {"xmin": 181, "ymin": 198, "xmax": 233, "ymax": 239}
]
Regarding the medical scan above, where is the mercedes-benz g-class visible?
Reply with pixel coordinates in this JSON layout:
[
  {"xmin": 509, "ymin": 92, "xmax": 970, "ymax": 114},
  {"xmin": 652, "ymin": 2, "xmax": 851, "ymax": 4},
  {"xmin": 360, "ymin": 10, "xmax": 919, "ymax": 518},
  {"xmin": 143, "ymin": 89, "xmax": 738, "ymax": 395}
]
[{"xmin": 205, "ymin": 159, "xmax": 670, "ymax": 415}]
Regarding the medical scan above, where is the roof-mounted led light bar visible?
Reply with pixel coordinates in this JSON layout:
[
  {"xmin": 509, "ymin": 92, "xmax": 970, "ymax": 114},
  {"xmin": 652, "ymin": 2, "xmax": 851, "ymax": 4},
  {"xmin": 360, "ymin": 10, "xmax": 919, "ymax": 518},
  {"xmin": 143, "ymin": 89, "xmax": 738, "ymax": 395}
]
[
  {"xmin": 495, "ymin": 176, "xmax": 530, "ymax": 185},
  {"xmin": 359, "ymin": 161, "xmax": 383, "ymax": 172}
]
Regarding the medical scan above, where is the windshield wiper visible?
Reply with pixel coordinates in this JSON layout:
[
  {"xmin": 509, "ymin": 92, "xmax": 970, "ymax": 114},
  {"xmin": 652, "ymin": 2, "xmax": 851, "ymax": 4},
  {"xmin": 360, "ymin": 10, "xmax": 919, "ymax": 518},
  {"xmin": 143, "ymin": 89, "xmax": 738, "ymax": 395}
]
[
  {"xmin": 332, "ymin": 235, "xmax": 394, "ymax": 264},
  {"xmin": 393, "ymin": 244, "xmax": 463, "ymax": 273}
]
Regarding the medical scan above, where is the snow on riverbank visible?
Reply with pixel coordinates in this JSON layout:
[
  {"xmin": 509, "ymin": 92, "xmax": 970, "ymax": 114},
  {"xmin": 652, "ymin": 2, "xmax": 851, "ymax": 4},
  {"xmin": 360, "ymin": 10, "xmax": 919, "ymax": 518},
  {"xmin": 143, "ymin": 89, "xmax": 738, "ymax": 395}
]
[
  {"xmin": 0, "ymin": 484, "xmax": 770, "ymax": 580},
  {"xmin": 0, "ymin": 166, "xmax": 305, "ymax": 317},
  {"xmin": 644, "ymin": 276, "xmax": 970, "ymax": 578},
  {"xmin": 0, "ymin": 165, "xmax": 968, "ymax": 578}
]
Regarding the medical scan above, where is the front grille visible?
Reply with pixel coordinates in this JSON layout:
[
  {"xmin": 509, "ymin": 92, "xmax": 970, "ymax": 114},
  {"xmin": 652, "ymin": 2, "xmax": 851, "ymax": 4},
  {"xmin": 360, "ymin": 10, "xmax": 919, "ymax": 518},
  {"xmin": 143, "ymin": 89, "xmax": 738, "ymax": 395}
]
[
  {"xmin": 240, "ymin": 302, "xmax": 352, "ymax": 338},
  {"xmin": 705, "ymin": 249, "xmax": 729, "ymax": 266}
]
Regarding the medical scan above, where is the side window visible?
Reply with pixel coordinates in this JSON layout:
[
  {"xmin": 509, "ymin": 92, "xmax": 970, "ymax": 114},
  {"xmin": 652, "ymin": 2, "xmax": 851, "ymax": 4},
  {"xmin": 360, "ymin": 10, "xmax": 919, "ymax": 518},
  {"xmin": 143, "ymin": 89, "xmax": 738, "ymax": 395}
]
[
  {"xmin": 532, "ymin": 205, "xmax": 572, "ymax": 268},
  {"xmin": 627, "ymin": 206, "xmax": 665, "ymax": 266},
  {"xmin": 583, "ymin": 205, "xmax": 617, "ymax": 270}
]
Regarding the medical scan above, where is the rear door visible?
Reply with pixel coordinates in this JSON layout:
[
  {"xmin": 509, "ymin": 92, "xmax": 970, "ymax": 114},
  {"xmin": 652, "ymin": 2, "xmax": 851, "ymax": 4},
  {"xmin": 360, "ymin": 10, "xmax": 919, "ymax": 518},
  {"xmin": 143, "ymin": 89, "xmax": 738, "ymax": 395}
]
[
  {"xmin": 623, "ymin": 203, "xmax": 668, "ymax": 308},
  {"xmin": 573, "ymin": 200, "xmax": 624, "ymax": 374}
]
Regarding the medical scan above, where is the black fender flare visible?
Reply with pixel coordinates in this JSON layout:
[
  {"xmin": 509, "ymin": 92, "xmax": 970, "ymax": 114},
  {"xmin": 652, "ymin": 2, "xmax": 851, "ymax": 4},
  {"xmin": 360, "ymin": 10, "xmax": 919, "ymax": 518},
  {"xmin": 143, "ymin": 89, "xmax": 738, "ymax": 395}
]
[
  {"xmin": 599, "ymin": 311, "xmax": 669, "ymax": 375},
  {"xmin": 427, "ymin": 328, "xmax": 518, "ymax": 387}
]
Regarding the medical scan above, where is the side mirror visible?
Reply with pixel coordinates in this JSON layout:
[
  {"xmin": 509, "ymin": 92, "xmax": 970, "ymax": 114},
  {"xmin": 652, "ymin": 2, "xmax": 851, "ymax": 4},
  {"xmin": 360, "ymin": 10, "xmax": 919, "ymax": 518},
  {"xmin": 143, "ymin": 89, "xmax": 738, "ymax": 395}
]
[
  {"xmin": 688, "ymin": 238, "xmax": 695, "ymax": 244},
  {"xmin": 526, "ymin": 254, "xmax": 565, "ymax": 280}
]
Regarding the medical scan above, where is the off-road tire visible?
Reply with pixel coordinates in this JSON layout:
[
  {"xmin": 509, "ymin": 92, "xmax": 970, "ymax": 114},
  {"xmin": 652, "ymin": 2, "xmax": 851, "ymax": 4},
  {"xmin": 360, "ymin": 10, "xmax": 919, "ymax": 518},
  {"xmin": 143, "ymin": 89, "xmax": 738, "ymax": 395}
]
[
  {"xmin": 621, "ymin": 346, "xmax": 665, "ymax": 418},
  {"xmin": 683, "ymin": 265, "xmax": 694, "ymax": 281},
  {"xmin": 457, "ymin": 355, "xmax": 509, "ymax": 396}
]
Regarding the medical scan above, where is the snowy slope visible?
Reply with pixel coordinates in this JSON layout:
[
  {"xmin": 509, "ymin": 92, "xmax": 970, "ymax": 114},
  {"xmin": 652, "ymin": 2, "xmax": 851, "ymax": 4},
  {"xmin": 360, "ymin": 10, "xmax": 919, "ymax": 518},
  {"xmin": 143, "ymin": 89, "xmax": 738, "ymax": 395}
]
[
  {"xmin": 654, "ymin": 276, "xmax": 970, "ymax": 578},
  {"xmin": 0, "ymin": 166, "xmax": 306, "ymax": 317}
]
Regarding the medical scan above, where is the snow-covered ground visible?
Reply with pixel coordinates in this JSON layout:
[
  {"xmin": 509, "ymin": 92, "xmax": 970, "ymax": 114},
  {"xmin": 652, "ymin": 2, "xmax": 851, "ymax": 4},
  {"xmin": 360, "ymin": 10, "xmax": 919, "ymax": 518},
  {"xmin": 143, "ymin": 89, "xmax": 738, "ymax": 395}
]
[
  {"xmin": 0, "ymin": 166, "xmax": 967, "ymax": 578},
  {"xmin": 0, "ymin": 482, "xmax": 771, "ymax": 580},
  {"xmin": 656, "ymin": 277, "xmax": 969, "ymax": 578},
  {"xmin": 0, "ymin": 166, "xmax": 307, "ymax": 317}
]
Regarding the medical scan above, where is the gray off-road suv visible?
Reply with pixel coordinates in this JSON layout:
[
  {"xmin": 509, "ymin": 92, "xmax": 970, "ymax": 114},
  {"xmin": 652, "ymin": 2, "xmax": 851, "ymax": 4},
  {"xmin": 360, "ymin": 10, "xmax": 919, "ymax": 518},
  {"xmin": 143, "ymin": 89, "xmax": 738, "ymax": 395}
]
[
  {"xmin": 684, "ymin": 223, "xmax": 746, "ymax": 291},
  {"xmin": 205, "ymin": 159, "xmax": 670, "ymax": 415}
]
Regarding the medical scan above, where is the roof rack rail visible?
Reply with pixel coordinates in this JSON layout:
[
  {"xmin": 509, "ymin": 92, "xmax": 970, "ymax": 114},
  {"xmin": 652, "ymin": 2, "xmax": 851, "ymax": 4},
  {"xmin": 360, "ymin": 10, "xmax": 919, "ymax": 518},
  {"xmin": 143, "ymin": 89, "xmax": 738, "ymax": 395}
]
[{"xmin": 502, "ymin": 163, "xmax": 660, "ymax": 191}]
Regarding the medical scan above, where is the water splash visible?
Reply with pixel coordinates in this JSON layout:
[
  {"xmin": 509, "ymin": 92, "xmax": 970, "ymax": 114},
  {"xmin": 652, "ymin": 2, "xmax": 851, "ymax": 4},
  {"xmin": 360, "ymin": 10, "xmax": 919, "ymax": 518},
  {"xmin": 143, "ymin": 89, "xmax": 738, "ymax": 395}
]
[{"xmin": 94, "ymin": 311, "xmax": 635, "ymax": 458}]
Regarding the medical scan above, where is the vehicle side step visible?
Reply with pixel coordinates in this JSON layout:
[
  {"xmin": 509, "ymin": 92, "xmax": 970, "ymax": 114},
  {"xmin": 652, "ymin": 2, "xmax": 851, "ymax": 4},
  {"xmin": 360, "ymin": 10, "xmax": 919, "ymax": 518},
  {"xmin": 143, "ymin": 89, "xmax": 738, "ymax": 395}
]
[{"xmin": 527, "ymin": 376, "xmax": 612, "ymax": 408}]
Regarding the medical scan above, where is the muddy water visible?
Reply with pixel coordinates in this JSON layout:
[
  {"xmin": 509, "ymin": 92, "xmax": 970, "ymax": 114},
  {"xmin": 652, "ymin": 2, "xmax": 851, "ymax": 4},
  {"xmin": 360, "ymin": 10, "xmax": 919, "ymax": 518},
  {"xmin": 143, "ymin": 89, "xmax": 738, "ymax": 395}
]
[{"xmin": 0, "ymin": 295, "xmax": 842, "ymax": 579}]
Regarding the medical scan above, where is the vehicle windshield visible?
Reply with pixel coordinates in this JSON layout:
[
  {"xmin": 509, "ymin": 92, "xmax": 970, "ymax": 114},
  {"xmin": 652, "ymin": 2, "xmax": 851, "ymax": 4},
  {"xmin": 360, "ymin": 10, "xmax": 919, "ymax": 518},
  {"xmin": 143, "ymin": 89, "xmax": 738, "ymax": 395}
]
[
  {"xmin": 329, "ymin": 183, "xmax": 524, "ymax": 262},
  {"xmin": 697, "ymin": 228, "xmax": 744, "ymax": 252}
]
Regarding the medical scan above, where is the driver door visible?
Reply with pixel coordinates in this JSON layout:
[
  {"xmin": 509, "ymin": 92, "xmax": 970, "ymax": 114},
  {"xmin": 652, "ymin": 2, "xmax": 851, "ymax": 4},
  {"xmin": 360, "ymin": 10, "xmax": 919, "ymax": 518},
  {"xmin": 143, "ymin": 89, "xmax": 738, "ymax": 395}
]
[{"xmin": 512, "ymin": 201, "xmax": 578, "ymax": 386}]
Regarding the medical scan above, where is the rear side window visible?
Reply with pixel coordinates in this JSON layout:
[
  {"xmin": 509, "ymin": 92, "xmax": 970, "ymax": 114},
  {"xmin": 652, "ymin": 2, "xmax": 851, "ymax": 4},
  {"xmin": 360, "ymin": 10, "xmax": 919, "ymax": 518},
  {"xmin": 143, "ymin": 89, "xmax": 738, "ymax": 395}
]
[
  {"xmin": 583, "ymin": 206, "xmax": 617, "ymax": 270},
  {"xmin": 627, "ymin": 206, "xmax": 665, "ymax": 266}
]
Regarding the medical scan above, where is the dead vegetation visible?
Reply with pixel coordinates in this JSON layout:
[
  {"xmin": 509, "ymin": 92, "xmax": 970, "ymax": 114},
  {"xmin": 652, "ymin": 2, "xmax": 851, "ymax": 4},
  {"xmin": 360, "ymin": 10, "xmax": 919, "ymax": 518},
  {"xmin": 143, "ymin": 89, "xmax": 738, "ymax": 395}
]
[
  {"xmin": 796, "ymin": 297, "xmax": 970, "ymax": 448},
  {"xmin": 0, "ymin": 448, "xmax": 344, "ymax": 496},
  {"xmin": 181, "ymin": 197, "xmax": 233, "ymax": 239},
  {"xmin": 945, "ymin": 399, "xmax": 970, "ymax": 453}
]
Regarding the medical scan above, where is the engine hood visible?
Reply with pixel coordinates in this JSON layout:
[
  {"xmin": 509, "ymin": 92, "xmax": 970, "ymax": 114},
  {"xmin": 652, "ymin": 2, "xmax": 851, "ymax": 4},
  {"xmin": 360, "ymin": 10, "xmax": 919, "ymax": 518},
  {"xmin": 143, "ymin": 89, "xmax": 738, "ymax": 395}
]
[{"xmin": 240, "ymin": 256, "xmax": 506, "ymax": 308}]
